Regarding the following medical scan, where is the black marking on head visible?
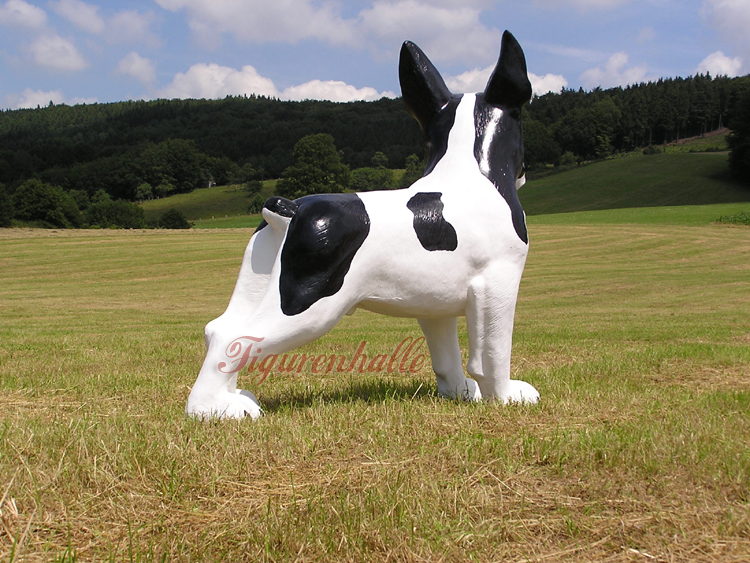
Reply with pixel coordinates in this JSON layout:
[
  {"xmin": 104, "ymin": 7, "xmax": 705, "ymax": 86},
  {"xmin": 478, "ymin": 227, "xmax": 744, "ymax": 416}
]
[
  {"xmin": 485, "ymin": 31, "xmax": 533, "ymax": 109},
  {"xmin": 472, "ymin": 31, "xmax": 532, "ymax": 245},
  {"xmin": 407, "ymin": 192, "xmax": 457, "ymax": 252},
  {"xmin": 279, "ymin": 193, "xmax": 370, "ymax": 316},
  {"xmin": 399, "ymin": 40, "xmax": 463, "ymax": 178},
  {"xmin": 423, "ymin": 96, "xmax": 462, "ymax": 176},
  {"xmin": 474, "ymin": 96, "xmax": 527, "ymax": 244},
  {"xmin": 399, "ymin": 41, "xmax": 452, "ymax": 136}
]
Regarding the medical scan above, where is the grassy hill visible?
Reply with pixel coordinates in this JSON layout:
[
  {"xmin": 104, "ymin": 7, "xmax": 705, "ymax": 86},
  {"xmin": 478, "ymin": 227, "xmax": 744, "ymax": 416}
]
[
  {"xmin": 520, "ymin": 152, "xmax": 750, "ymax": 216},
  {"xmin": 526, "ymin": 201, "xmax": 750, "ymax": 227},
  {"xmin": 139, "ymin": 180, "xmax": 277, "ymax": 224},
  {"xmin": 140, "ymin": 152, "xmax": 750, "ymax": 229}
]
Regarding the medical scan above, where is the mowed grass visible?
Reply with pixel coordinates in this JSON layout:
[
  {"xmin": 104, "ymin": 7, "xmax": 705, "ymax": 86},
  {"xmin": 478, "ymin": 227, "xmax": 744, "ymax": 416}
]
[
  {"xmin": 193, "ymin": 215, "xmax": 264, "ymax": 229},
  {"xmin": 0, "ymin": 212, "xmax": 749, "ymax": 561},
  {"xmin": 521, "ymin": 152, "xmax": 750, "ymax": 216}
]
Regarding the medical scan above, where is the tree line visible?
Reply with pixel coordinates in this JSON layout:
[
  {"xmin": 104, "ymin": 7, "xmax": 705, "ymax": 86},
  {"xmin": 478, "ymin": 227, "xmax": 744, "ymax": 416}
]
[
  {"xmin": 1, "ymin": 71, "xmax": 749, "ymax": 228},
  {"xmin": 523, "ymin": 73, "xmax": 750, "ymax": 167}
]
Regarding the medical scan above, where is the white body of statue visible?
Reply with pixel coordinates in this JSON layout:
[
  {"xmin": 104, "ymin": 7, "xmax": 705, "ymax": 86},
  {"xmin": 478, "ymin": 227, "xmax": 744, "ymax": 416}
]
[{"xmin": 187, "ymin": 31, "xmax": 540, "ymax": 419}]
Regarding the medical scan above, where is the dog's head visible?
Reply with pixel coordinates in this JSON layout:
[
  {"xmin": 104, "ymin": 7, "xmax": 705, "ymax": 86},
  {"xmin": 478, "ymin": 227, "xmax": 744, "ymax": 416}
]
[{"xmin": 399, "ymin": 31, "xmax": 532, "ymax": 243}]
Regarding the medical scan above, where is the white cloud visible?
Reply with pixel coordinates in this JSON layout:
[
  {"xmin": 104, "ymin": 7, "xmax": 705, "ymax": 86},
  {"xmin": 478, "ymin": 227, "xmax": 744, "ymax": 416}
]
[
  {"xmin": 157, "ymin": 62, "xmax": 395, "ymax": 103},
  {"xmin": 580, "ymin": 52, "xmax": 653, "ymax": 89},
  {"xmin": 529, "ymin": 42, "xmax": 606, "ymax": 64},
  {"xmin": 68, "ymin": 95, "xmax": 97, "ymax": 105},
  {"xmin": 49, "ymin": 0, "xmax": 104, "ymax": 34},
  {"xmin": 359, "ymin": 1, "xmax": 501, "ymax": 65},
  {"xmin": 446, "ymin": 66, "xmax": 567, "ymax": 97},
  {"xmin": 0, "ymin": 0, "xmax": 47, "ymax": 28},
  {"xmin": 696, "ymin": 51, "xmax": 742, "ymax": 77},
  {"xmin": 48, "ymin": 2, "xmax": 158, "ymax": 45},
  {"xmin": 154, "ymin": 0, "xmax": 502, "ymax": 64},
  {"xmin": 158, "ymin": 63, "xmax": 279, "ymax": 99},
  {"xmin": 154, "ymin": 0, "xmax": 356, "ymax": 47},
  {"xmin": 446, "ymin": 66, "xmax": 492, "ymax": 93},
  {"xmin": 702, "ymin": 0, "xmax": 750, "ymax": 73},
  {"xmin": 533, "ymin": 0, "xmax": 630, "ymax": 9},
  {"xmin": 29, "ymin": 33, "xmax": 87, "ymax": 71},
  {"xmin": 637, "ymin": 26, "xmax": 655, "ymax": 43},
  {"xmin": 3, "ymin": 88, "xmax": 96, "ymax": 109},
  {"xmin": 7, "ymin": 88, "xmax": 64, "ymax": 109},
  {"xmin": 529, "ymin": 72, "xmax": 568, "ymax": 96},
  {"xmin": 117, "ymin": 52, "xmax": 156, "ymax": 84},
  {"xmin": 281, "ymin": 80, "xmax": 396, "ymax": 102},
  {"xmin": 404, "ymin": 0, "xmax": 497, "ymax": 6},
  {"xmin": 107, "ymin": 10, "xmax": 159, "ymax": 46}
]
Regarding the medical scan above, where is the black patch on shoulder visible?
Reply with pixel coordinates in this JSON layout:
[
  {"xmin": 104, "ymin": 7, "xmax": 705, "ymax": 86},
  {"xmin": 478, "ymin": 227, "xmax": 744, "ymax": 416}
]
[
  {"xmin": 473, "ymin": 95, "xmax": 528, "ymax": 244},
  {"xmin": 254, "ymin": 219, "xmax": 268, "ymax": 233},
  {"xmin": 279, "ymin": 193, "xmax": 370, "ymax": 316},
  {"xmin": 407, "ymin": 192, "xmax": 457, "ymax": 251},
  {"xmin": 423, "ymin": 96, "xmax": 462, "ymax": 176}
]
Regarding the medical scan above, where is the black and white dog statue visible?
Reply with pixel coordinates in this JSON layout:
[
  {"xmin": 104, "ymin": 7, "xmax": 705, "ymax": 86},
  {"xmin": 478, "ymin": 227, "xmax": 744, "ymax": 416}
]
[{"xmin": 187, "ymin": 31, "xmax": 539, "ymax": 419}]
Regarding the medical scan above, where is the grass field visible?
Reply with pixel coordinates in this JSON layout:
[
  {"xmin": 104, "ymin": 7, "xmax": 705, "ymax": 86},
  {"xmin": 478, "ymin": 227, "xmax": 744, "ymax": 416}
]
[{"xmin": 1, "ymin": 203, "xmax": 748, "ymax": 561}]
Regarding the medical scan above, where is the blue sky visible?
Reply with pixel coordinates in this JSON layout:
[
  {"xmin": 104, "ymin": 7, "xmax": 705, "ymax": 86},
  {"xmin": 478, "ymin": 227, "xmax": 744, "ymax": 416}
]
[{"xmin": 1, "ymin": 0, "xmax": 748, "ymax": 109}]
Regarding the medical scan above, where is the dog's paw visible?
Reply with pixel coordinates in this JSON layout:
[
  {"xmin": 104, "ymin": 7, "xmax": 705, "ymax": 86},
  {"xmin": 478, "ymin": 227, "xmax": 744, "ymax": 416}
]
[
  {"xmin": 502, "ymin": 380, "xmax": 540, "ymax": 405},
  {"xmin": 186, "ymin": 389, "xmax": 263, "ymax": 420}
]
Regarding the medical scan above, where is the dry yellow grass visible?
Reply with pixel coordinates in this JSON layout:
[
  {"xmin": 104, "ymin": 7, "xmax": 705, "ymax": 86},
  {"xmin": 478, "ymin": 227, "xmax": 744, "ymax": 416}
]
[{"xmin": 0, "ymin": 219, "xmax": 748, "ymax": 561}]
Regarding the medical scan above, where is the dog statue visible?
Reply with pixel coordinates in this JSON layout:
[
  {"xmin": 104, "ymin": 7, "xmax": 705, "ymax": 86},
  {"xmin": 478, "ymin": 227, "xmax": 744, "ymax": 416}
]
[{"xmin": 187, "ymin": 31, "xmax": 539, "ymax": 419}]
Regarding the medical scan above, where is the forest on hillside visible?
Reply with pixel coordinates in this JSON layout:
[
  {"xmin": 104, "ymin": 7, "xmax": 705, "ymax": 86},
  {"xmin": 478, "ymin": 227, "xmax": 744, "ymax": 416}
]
[{"xmin": 0, "ymin": 72, "xmax": 749, "ymax": 217}]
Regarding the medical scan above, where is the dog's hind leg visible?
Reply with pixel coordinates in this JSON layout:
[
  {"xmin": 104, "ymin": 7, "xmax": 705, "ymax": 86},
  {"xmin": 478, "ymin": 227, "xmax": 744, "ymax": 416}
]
[
  {"xmin": 204, "ymin": 206, "xmax": 291, "ymax": 349},
  {"xmin": 187, "ymin": 287, "xmax": 359, "ymax": 420},
  {"xmin": 418, "ymin": 317, "xmax": 481, "ymax": 401}
]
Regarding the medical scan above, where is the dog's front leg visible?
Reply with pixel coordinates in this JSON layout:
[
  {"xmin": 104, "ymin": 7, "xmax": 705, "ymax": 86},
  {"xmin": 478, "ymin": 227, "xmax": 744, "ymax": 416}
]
[{"xmin": 465, "ymin": 265, "xmax": 539, "ymax": 404}]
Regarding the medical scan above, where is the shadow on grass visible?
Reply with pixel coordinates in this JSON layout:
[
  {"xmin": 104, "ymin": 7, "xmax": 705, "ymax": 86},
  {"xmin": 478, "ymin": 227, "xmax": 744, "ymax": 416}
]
[
  {"xmin": 260, "ymin": 377, "xmax": 438, "ymax": 414},
  {"xmin": 707, "ymin": 165, "xmax": 750, "ymax": 189}
]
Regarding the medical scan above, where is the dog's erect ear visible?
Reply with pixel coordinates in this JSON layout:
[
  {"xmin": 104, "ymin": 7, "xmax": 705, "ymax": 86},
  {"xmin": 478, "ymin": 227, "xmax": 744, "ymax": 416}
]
[
  {"xmin": 399, "ymin": 41, "xmax": 453, "ymax": 135},
  {"xmin": 484, "ymin": 31, "xmax": 532, "ymax": 109}
]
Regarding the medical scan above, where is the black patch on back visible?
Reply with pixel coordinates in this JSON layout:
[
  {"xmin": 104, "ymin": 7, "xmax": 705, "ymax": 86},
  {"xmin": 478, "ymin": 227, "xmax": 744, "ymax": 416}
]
[
  {"xmin": 423, "ymin": 96, "xmax": 462, "ymax": 176},
  {"xmin": 407, "ymin": 192, "xmax": 457, "ymax": 251},
  {"xmin": 473, "ymin": 95, "xmax": 528, "ymax": 244},
  {"xmin": 279, "ymin": 193, "xmax": 370, "ymax": 316}
]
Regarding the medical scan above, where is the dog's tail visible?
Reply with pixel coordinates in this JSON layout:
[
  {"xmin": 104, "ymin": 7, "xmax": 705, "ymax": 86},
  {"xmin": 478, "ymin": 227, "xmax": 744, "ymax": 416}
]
[{"xmin": 255, "ymin": 196, "xmax": 297, "ymax": 234}]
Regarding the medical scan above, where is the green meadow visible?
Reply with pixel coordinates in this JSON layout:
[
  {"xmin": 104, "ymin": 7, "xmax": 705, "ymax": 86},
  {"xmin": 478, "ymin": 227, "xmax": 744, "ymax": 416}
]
[{"xmin": 1, "ymin": 196, "xmax": 749, "ymax": 560}]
